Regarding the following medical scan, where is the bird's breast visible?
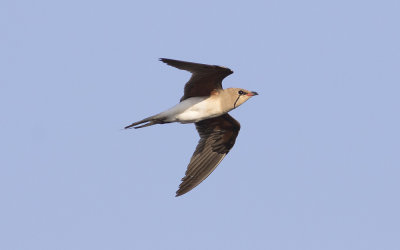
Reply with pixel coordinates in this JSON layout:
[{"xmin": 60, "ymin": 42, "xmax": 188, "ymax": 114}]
[{"xmin": 172, "ymin": 97, "xmax": 223, "ymax": 123}]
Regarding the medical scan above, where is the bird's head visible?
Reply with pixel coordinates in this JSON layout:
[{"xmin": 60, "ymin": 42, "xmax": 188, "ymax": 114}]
[{"xmin": 222, "ymin": 88, "xmax": 258, "ymax": 111}]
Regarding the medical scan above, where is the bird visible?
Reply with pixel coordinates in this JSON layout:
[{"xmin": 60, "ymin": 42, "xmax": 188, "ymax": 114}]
[{"xmin": 125, "ymin": 58, "xmax": 258, "ymax": 196}]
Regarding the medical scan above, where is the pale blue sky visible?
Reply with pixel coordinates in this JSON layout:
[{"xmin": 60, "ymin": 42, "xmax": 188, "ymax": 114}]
[{"xmin": 1, "ymin": 0, "xmax": 399, "ymax": 249}]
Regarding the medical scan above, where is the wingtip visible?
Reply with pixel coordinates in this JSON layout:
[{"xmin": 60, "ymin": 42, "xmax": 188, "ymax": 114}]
[
  {"xmin": 159, "ymin": 58, "xmax": 173, "ymax": 65},
  {"xmin": 175, "ymin": 187, "xmax": 190, "ymax": 197},
  {"xmin": 175, "ymin": 189, "xmax": 184, "ymax": 197}
]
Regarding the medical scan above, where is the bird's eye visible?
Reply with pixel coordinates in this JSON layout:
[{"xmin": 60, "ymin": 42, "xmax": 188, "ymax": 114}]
[{"xmin": 238, "ymin": 90, "xmax": 244, "ymax": 95}]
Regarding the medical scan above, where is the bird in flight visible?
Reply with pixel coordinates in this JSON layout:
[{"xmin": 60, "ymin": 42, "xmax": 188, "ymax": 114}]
[{"xmin": 125, "ymin": 58, "xmax": 258, "ymax": 196}]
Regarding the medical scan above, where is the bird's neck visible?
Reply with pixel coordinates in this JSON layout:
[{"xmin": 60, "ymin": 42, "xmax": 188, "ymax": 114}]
[{"xmin": 218, "ymin": 91, "xmax": 237, "ymax": 112}]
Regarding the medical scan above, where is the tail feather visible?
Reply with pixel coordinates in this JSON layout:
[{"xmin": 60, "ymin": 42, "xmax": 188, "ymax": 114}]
[
  {"xmin": 131, "ymin": 121, "xmax": 157, "ymax": 129},
  {"xmin": 124, "ymin": 115, "xmax": 168, "ymax": 129}
]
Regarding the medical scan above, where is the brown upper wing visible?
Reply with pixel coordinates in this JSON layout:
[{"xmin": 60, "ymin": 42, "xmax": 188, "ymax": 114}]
[
  {"xmin": 160, "ymin": 58, "xmax": 233, "ymax": 101},
  {"xmin": 176, "ymin": 114, "xmax": 241, "ymax": 196}
]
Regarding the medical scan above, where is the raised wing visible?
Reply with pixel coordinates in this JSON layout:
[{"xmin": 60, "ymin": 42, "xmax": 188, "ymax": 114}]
[
  {"xmin": 176, "ymin": 114, "xmax": 241, "ymax": 196},
  {"xmin": 160, "ymin": 58, "xmax": 233, "ymax": 101}
]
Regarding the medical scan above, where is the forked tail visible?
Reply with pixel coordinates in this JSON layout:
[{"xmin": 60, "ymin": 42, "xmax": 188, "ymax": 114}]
[{"xmin": 124, "ymin": 115, "xmax": 168, "ymax": 129}]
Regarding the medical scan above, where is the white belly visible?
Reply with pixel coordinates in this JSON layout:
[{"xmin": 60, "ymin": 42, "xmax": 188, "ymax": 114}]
[{"xmin": 159, "ymin": 97, "xmax": 223, "ymax": 123}]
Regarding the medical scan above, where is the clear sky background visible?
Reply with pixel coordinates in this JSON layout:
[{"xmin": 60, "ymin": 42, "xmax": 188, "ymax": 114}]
[{"xmin": 1, "ymin": 0, "xmax": 399, "ymax": 249}]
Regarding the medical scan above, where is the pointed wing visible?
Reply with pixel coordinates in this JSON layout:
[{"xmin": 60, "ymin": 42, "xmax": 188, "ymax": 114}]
[
  {"xmin": 176, "ymin": 114, "xmax": 241, "ymax": 196},
  {"xmin": 160, "ymin": 58, "xmax": 233, "ymax": 101}
]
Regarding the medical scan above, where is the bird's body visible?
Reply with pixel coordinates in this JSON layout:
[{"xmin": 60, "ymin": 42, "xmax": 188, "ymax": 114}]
[
  {"xmin": 156, "ymin": 96, "xmax": 222, "ymax": 123},
  {"xmin": 125, "ymin": 58, "xmax": 258, "ymax": 196}
]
